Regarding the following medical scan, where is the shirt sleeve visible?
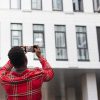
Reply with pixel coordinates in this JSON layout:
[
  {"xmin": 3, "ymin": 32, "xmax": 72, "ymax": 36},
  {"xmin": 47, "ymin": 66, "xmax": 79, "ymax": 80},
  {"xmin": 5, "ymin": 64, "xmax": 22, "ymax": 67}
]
[
  {"xmin": 38, "ymin": 56, "xmax": 54, "ymax": 82},
  {"xmin": 0, "ymin": 60, "xmax": 13, "ymax": 78}
]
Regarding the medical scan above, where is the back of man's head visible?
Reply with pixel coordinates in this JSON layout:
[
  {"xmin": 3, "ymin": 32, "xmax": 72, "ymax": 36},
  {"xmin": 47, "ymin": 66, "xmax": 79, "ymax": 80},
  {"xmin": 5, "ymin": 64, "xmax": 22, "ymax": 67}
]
[{"xmin": 8, "ymin": 46, "xmax": 26, "ymax": 68}]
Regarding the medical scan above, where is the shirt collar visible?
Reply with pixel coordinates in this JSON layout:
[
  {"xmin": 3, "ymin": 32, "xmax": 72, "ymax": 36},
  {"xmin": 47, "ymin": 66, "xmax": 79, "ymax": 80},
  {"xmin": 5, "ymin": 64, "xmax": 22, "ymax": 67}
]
[{"xmin": 12, "ymin": 69, "xmax": 30, "ymax": 76}]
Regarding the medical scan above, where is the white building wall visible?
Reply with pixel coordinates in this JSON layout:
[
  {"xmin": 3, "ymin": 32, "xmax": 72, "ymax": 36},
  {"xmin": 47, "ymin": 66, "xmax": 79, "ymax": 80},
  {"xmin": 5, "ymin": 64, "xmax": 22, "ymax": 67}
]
[
  {"xmin": 0, "ymin": 0, "xmax": 100, "ymax": 69},
  {"xmin": 43, "ymin": 0, "xmax": 52, "ymax": 11},
  {"xmin": 0, "ymin": 0, "xmax": 9, "ymax": 9}
]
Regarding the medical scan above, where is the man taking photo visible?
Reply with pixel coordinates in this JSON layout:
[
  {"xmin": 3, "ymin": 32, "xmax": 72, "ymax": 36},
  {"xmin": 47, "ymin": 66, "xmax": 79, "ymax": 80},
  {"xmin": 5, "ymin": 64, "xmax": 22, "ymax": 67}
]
[{"xmin": 0, "ymin": 45, "xmax": 54, "ymax": 100}]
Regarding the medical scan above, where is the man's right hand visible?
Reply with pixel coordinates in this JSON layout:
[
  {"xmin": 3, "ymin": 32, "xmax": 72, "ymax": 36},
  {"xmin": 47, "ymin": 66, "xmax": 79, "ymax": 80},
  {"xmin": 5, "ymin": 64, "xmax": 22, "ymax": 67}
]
[{"xmin": 34, "ymin": 45, "xmax": 41, "ymax": 58}]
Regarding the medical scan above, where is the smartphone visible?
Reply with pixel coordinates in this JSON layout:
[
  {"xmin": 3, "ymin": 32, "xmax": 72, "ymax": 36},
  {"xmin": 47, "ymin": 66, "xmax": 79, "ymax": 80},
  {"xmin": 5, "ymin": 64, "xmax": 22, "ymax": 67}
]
[
  {"xmin": 20, "ymin": 46, "xmax": 26, "ymax": 52},
  {"xmin": 26, "ymin": 46, "xmax": 33, "ymax": 52},
  {"xmin": 27, "ymin": 45, "xmax": 38, "ymax": 52},
  {"xmin": 33, "ymin": 45, "xmax": 38, "ymax": 52},
  {"xmin": 20, "ymin": 45, "xmax": 38, "ymax": 52}
]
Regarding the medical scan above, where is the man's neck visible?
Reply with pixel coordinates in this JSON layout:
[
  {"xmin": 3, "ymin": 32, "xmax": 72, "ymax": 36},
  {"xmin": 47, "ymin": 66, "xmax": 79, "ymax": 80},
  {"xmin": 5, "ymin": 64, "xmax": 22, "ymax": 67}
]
[{"xmin": 14, "ymin": 67, "xmax": 27, "ymax": 73}]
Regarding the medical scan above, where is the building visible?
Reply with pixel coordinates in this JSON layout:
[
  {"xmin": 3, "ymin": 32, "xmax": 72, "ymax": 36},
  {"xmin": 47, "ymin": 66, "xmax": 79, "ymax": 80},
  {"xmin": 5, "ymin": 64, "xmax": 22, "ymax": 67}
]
[{"xmin": 0, "ymin": 0, "xmax": 100, "ymax": 100}]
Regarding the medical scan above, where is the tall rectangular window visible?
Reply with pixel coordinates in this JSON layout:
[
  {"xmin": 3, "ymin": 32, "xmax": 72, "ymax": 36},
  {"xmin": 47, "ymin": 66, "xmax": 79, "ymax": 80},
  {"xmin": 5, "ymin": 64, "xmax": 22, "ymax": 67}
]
[
  {"xmin": 31, "ymin": 0, "xmax": 42, "ymax": 10},
  {"xmin": 11, "ymin": 23, "xmax": 22, "ymax": 47},
  {"xmin": 72, "ymin": 0, "xmax": 84, "ymax": 12},
  {"xmin": 33, "ymin": 24, "xmax": 45, "ymax": 58},
  {"xmin": 10, "ymin": 0, "xmax": 21, "ymax": 9},
  {"xmin": 52, "ymin": 0, "xmax": 63, "ymax": 11},
  {"xmin": 96, "ymin": 27, "xmax": 100, "ymax": 60},
  {"xmin": 93, "ymin": 0, "xmax": 100, "ymax": 12},
  {"xmin": 55, "ymin": 25, "xmax": 67, "ymax": 60},
  {"xmin": 76, "ymin": 26, "xmax": 89, "ymax": 61}
]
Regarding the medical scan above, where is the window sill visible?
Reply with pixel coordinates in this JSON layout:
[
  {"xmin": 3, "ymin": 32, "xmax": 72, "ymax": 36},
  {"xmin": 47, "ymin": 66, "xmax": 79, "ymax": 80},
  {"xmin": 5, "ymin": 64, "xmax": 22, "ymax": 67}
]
[
  {"xmin": 52, "ymin": 9, "xmax": 63, "ymax": 11},
  {"xmin": 31, "ymin": 9, "xmax": 42, "ymax": 10},
  {"xmin": 73, "ymin": 10, "xmax": 84, "ymax": 12},
  {"xmin": 78, "ymin": 59, "xmax": 90, "ymax": 62},
  {"xmin": 56, "ymin": 59, "xmax": 68, "ymax": 61}
]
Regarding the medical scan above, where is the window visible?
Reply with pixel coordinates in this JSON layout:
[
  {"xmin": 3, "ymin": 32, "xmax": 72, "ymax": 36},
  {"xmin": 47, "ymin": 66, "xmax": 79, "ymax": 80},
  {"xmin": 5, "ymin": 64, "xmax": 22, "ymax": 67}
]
[
  {"xmin": 31, "ymin": 0, "xmax": 42, "ymax": 10},
  {"xmin": 10, "ymin": 0, "xmax": 21, "ymax": 9},
  {"xmin": 72, "ymin": 0, "xmax": 84, "ymax": 12},
  {"xmin": 93, "ymin": 0, "xmax": 100, "ymax": 12},
  {"xmin": 11, "ymin": 23, "xmax": 22, "ymax": 47},
  {"xmin": 52, "ymin": 0, "xmax": 63, "ymax": 11},
  {"xmin": 96, "ymin": 27, "xmax": 100, "ymax": 60},
  {"xmin": 33, "ymin": 24, "xmax": 45, "ymax": 59},
  {"xmin": 55, "ymin": 25, "xmax": 67, "ymax": 60},
  {"xmin": 76, "ymin": 26, "xmax": 89, "ymax": 61}
]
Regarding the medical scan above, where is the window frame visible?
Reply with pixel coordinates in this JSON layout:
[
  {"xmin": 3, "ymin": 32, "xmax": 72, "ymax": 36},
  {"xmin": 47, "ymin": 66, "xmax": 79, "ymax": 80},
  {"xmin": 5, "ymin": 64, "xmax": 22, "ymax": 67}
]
[
  {"xmin": 52, "ymin": 0, "xmax": 63, "ymax": 11},
  {"xmin": 55, "ymin": 25, "xmax": 68, "ymax": 61},
  {"xmin": 33, "ymin": 24, "xmax": 45, "ymax": 60},
  {"xmin": 96, "ymin": 27, "xmax": 100, "ymax": 61},
  {"xmin": 31, "ymin": 0, "xmax": 42, "ymax": 10},
  {"xmin": 72, "ymin": 0, "xmax": 84, "ymax": 12},
  {"xmin": 93, "ymin": 0, "xmax": 100, "ymax": 12},
  {"xmin": 11, "ymin": 23, "xmax": 23, "ymax": 47},
  {"xmin": 76, "ymin": 25, "xmax": 89, "ymax": 61}
]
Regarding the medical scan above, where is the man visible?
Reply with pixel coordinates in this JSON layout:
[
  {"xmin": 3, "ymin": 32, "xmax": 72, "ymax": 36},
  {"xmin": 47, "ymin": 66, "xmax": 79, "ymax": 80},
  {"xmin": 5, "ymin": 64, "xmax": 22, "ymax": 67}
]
[{"xmin": 0, "ymin": 46, "xmax": 54, "ymax": 100}]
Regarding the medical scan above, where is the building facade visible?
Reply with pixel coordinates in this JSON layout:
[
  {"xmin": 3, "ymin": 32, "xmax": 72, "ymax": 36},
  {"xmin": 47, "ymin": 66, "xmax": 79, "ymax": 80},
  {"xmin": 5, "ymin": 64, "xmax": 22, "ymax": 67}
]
[{"xmin": 0, "ymin": 0, "xmax": 100, "ymax": 100}]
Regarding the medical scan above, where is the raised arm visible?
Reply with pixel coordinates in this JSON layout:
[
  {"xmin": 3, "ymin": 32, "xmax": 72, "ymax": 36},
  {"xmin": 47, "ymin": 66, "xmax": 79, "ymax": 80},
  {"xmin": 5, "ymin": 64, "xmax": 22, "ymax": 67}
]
[
  {"xmin": 39, "ymin": 56, "xmax": 54, "ymax": 82},
  {"xmin": 34, "ymin": 45, "xmax": 54, "ymax": 82},
  {"xmin": 0, "ymin": 60, "xmax": 13, "ymax": 78}
]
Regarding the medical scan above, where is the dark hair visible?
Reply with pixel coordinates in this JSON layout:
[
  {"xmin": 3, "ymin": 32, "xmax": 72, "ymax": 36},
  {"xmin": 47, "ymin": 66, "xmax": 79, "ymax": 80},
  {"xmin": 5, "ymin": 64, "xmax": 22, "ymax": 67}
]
[{"xmin": 8, "ymin": 46, "xmax": 26, "ymax": 68}]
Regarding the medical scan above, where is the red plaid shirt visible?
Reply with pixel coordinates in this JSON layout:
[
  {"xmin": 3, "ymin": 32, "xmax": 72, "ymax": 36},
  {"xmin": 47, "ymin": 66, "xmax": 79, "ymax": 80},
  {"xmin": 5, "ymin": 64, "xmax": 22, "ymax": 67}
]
[{"xmin": 0, "ymin": 56, "xmax": 54, "ymax": 100}]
